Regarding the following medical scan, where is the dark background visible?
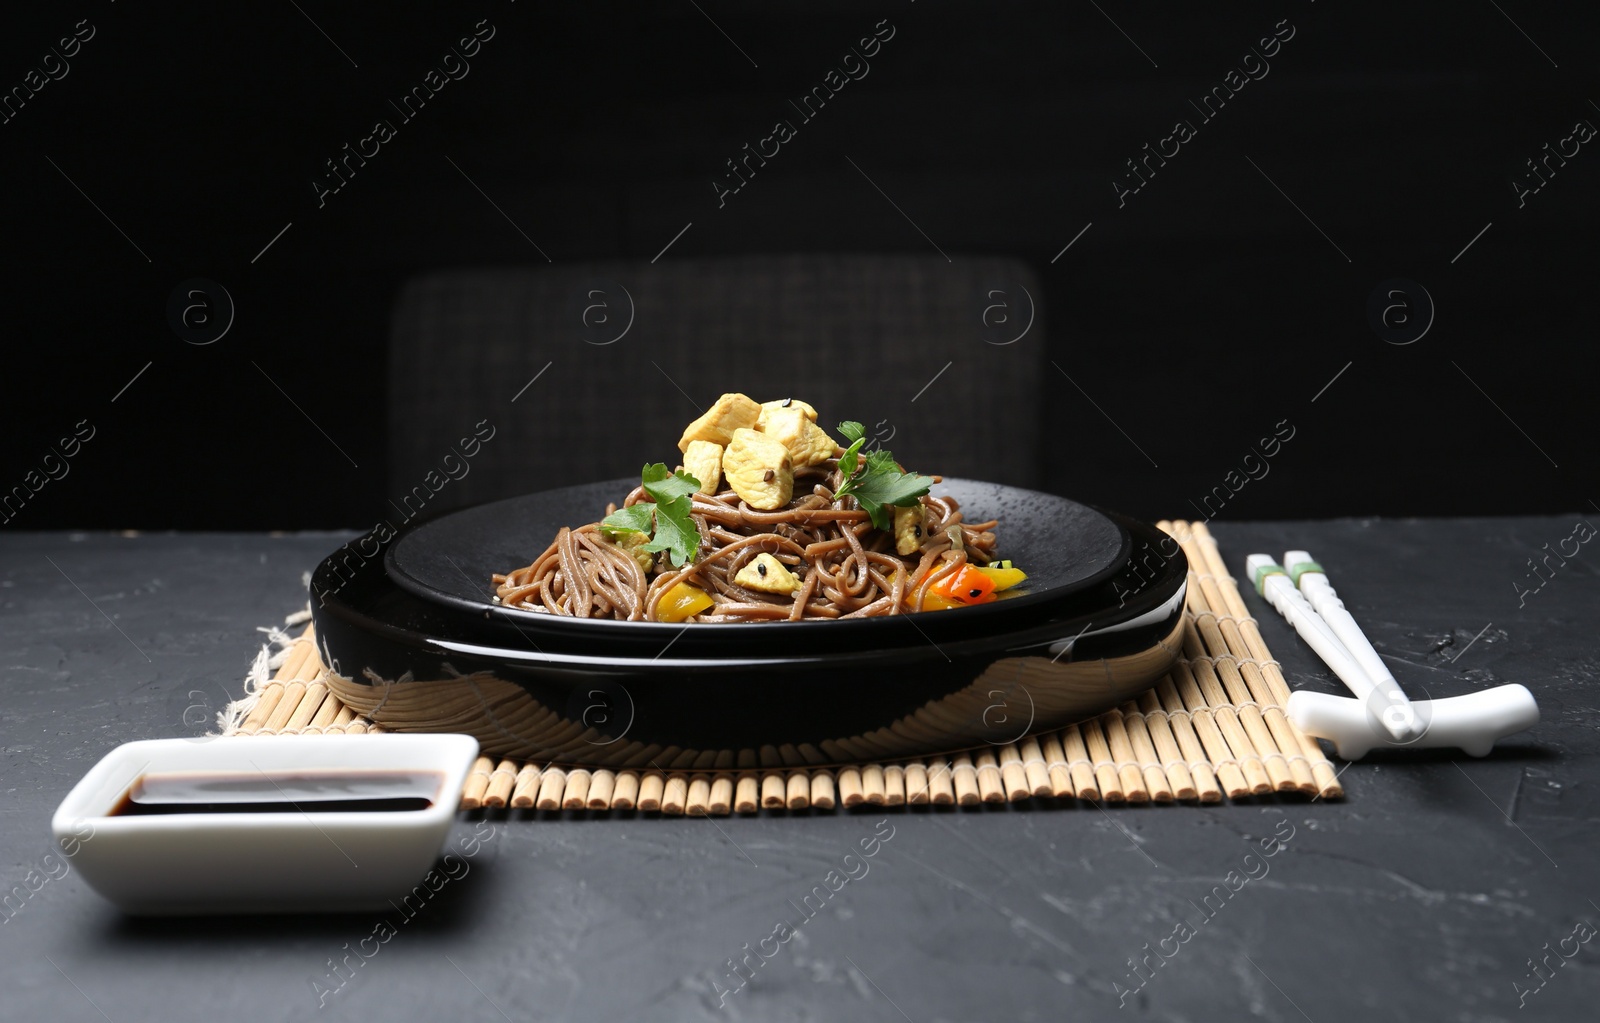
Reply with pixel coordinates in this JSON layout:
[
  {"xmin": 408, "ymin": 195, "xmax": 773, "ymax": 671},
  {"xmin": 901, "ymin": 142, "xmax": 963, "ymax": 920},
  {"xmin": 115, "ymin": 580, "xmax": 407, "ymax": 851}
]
[{"xmin": 2, "ymin": 0, "xmax": 1596, "ymax": 532}]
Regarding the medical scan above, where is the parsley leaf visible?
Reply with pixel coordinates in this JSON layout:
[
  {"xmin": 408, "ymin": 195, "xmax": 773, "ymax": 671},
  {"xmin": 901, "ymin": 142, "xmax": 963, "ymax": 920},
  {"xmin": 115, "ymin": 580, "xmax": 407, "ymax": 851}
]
[
  {"xmin": 850, "ymin": 466, "xmax": 933, "ymax": 530},
  {"xmin": 838, "ymin": 423, "xmax": 867, "ymax": 471},
  {"xmin": 864, "ymin": 448, "xmax": 898, "ymax": 474},
  {"xmin": 832, "ymin": 421, "xmax": 869, "ymax": 502},
  {"xmin": 641, "ymin": 502, "xmax": 699, "ymax": 566},
  {"xmin": 829, "ymin": 423, "xmax": 932, "ymax": 530},
  {"xmin": 599, "ymin": 503, "xmax": 654, "ymax": 535},
  {"xmin": 640, "ymin": 462, "xmax": 700, "ymax": 505},
  {"xmin": 599, "ymin": 463, "xmax": 704, "ymax": 568}
]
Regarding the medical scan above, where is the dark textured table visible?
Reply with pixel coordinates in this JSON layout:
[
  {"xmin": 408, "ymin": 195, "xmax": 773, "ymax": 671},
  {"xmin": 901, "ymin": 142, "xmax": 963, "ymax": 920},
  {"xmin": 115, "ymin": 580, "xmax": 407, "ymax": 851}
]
[{"xmin": 2, "ymin": 519, "xmax": 1595, "ymax": 1022}]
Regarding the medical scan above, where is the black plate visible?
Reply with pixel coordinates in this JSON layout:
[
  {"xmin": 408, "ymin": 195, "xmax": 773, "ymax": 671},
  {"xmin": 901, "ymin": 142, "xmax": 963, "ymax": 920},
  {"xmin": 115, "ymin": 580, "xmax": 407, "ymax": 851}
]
[
  {"xmin": 311, "ymin": 508, "xmax": 1186, "ymax": 767},
  {"xmin": 383, "ymin": 477, "xmax": 1129, "ymax": 653}
]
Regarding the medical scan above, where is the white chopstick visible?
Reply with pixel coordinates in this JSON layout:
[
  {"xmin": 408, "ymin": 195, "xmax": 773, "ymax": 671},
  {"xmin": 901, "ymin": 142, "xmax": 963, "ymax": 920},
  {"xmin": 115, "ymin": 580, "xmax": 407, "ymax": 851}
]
[
  {"xmin": 1244, "ymin": 554, "xmax": 1415, "ymax": 742},
  {"xmin": 1281, "ymin": 551, "xmax": 1419, "ymax": 740}
]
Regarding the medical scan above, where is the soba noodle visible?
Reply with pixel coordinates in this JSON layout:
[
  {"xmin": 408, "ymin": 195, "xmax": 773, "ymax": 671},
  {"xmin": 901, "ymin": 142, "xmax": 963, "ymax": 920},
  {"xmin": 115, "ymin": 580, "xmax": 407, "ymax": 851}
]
[{"xmin": 493, "ymin": 459, "xmax": 1001, "ymax": 622}]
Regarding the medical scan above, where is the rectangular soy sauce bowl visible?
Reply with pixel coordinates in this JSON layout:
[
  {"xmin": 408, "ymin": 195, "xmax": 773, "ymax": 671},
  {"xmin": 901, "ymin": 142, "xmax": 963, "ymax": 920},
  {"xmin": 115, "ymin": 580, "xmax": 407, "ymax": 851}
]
[{"xmin": 52, "ymin": 734, "xmax": 479, "ymax": 915}]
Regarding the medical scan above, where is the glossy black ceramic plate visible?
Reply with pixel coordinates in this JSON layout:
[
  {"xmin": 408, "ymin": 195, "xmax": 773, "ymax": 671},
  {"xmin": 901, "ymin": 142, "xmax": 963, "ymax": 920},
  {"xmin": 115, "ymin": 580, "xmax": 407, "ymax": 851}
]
[
  {"xmin": 383, "ymin": 477, "xmax": 1128, "ymax": 649},
  {"xmin": 311, "ymin": 506, "xmax": 1186, "ymax": 767}
]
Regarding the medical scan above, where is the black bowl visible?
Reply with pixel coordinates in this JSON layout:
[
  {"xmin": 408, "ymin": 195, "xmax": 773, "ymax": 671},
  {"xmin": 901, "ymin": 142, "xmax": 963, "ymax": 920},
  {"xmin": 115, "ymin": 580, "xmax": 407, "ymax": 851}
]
[{"xmin": 307, "ymin": 482, "xmax": 1187, "ymax": 768}]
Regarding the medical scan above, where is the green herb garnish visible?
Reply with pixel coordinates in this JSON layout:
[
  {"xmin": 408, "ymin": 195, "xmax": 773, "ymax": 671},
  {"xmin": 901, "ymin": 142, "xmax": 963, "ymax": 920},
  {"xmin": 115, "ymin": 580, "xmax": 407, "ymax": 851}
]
[
  {"xmin": 600, "ymin": 463, "xmax": 703, "ymax": 567},
  {"xmin": 831, "ymin": 422, "xmax": 932, "ymax": 531}
]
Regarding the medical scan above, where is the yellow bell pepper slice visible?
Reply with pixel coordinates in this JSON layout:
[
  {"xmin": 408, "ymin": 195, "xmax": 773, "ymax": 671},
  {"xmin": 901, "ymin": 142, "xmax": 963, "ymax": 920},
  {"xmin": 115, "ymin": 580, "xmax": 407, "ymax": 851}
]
[
  {"xmin": 656, "ymin": 582, "xmax": 714, "ymax": 623},
  {"xmin": 975, "ymin": 565, "xmax": 1028, "ymax": 591}
]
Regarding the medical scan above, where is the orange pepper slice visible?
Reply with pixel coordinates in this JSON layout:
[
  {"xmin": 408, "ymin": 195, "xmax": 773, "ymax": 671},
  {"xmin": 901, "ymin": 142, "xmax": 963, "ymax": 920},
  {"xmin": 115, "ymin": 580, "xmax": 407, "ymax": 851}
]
[{"xmin": 927, "ymin": 564, "xmax": 997, "ymax": 607}]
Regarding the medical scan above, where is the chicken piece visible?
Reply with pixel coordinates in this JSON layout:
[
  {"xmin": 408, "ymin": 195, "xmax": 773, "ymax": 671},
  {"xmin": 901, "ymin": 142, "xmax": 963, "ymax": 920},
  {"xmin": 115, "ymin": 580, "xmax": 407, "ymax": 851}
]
[
  {"xmin": 757, "ymin": 397, "xmax": 818, "ymax": 426},
  {"xmin": 733, "ymin": 552, "xmax": 801, "ymax": 595},
  {"xmin": 615, "ymin": 531, "xmax": 656, "ymax": 574},
  {"xmin": 893, "ymin": 504, "xmax": 925, "ymax": 556},
  {"xmin": 678, "ymin": 392, "xmax": 761, "ymax": 452},
  {"xmin": 682, "ymin": 440, "xmax": 723, "ymax": 495},
  {"xmin": 722, "ymin": 428, "xmax": 794, "ymax": 510},
  {"xmin": 759, "ymin": 405, "xmax": 838, "ymax": 468}
]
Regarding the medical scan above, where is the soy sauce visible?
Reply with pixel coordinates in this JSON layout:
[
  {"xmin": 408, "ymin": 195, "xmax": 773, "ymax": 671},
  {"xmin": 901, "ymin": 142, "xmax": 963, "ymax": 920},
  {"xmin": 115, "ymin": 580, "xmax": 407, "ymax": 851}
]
[{"xmin": 108, "ymin": 770, "xmax": 441, "ymax": 816}]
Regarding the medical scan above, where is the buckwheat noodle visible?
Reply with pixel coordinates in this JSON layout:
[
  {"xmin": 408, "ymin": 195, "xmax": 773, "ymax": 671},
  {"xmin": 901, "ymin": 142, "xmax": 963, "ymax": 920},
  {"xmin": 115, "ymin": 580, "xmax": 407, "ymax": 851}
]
[{"xmin": 492, "ymin": 460, "xmax": 1000, "ymax": 622}]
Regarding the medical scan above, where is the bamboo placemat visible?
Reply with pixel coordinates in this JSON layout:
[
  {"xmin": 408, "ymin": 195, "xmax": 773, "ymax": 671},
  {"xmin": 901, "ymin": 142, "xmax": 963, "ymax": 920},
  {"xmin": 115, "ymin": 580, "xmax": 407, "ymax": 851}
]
[{"xmin": 222, "ymin": 521, "xmax": 1342, "ymax": 811}]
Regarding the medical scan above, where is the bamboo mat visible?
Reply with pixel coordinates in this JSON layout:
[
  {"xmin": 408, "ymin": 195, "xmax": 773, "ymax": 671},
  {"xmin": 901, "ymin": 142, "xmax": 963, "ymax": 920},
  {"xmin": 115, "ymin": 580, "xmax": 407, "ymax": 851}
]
[{"xmin": 223, "ymin": 521, "xmax": 1342, "ymax": 812}]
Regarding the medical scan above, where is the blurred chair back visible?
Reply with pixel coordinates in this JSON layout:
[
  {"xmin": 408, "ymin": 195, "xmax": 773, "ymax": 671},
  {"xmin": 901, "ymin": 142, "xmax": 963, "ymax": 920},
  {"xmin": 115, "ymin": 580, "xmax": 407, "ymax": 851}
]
[{"xmin": 388, "ymin": 254, "xmax": 1045, "ymax": 512}]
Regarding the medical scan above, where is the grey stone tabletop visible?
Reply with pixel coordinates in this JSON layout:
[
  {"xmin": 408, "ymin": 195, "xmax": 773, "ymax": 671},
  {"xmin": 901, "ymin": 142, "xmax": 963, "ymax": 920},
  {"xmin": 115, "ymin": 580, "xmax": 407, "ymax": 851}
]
[{"xmin": 1, "ymin": 517, "xmax": 1595, "ymax": 1022}]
